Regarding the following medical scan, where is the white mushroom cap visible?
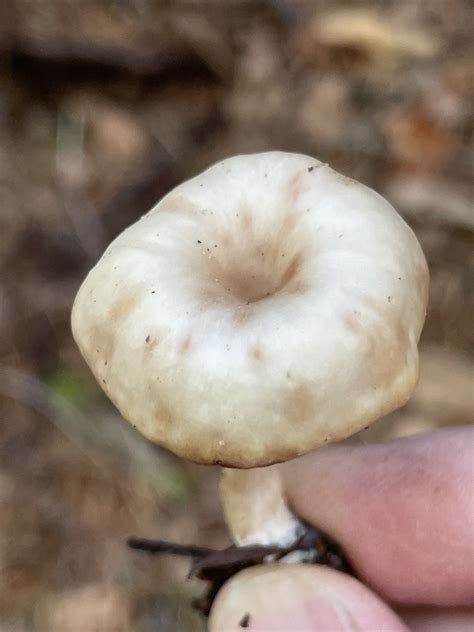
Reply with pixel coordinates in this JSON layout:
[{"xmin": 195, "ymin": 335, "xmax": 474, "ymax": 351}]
[{"xmin": 72, "ymin": 152, "xmax": 429, "ymax": 468}]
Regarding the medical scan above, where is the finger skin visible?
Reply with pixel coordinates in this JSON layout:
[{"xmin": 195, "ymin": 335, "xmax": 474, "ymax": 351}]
[
  {"xmin": 398, "ymin": 606, "xmax": 474, "ymax": 632},
  {"xmin": 210, "ymin": 564, "xmax": 409, "ymax": 632},
  {"xmin": 282, "ymin": 427, "xmax": 474, "ymax": 606}
]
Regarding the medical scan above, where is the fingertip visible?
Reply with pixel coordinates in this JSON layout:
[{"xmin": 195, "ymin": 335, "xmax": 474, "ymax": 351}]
[
  {"xmin": 281, "ymin": 427, "xmax": 474, "ymax": 605},
  {"xmin": 209, "ymin": 564, "xmax": 408, "ymax": 631}
]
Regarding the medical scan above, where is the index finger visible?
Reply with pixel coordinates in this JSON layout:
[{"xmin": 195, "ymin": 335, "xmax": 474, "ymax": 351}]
[{"xmin": 281, "ymin": 427, "xmax": 474, "ymax": 606}]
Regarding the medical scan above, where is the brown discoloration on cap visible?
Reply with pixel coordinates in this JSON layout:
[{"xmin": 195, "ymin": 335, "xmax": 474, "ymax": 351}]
[
  {"xmin": 416, "ymin": 260, "xmax": 430, "ymax": 318},
  {"xmin": 109, "ymin": 289, "xmax": 140, "ymax": 322},
  {"xmin": 364, "ymin": 296, "xmax": 407, "ymax": 344},
  {"xmin": 287, "ymin": 172, "xmax": 303, "ymax": 203},
  {"xmin": 161, "ymin": 194, "xmax": 200, "ymax": 215},
  {"xmin": 198, "ymin": 204, "xmax": 307, "ymax": 308},
  {"xmin": 344, "ymin": 312, "xmax": 363, "ymax": 334},
  {"xmin": 213, "ymin": 254, "xmax": 273, "ymax": 304},
  {"xmin": 372, "ymin": 332, "xmax": 406, "ymax": 387},
  {"xmin": 284, "ymin": 383, "xmax": 316, "ymax": 425},
  {"xmin": 180, "ymin": 334, "xmax": 192, "ymax": 353},
  {"xmin": 280, "ymin": 252, "xmax": 303, "ymax": 288},
  {"xmin": 78, "ymin": 323, "xmax": 117, "ymax": 401},
  {"xmin": 250, "ymin": 343, "xmax": 265, "ymax": 362},
  {"xmin": 154, "ymin": 401, "xmax": 174, "ymax": 426},
  {"xmin": 393, "ymin": 317, "xmax": 406, "ymax": 348},
  {"xmin": 220, "ymin": 231, "xmax": 233, "ymax": 249},
  {"xmin": 342, "ymin": 296, "xmax": 412, "ymax": 393},
  {"xmin": 285, "ymin": 279, "xmax": 308, "ymax": 296},
  {"xmin": 202, "ymin": 235, "xmax": 307, "ymax": 308},
  {"xmin": 87, "ymin": 324, "xmax": 116, "ymax": 365},
  {"xmin": 226, "ymin": 270, "xmax": 259, "ymax": 302},
  {"xmin": 239, "ymin": 209, "xmax": 254, "ymax": 236},
  {"xmin": 368, "ymin": 325, "xmax": 407, "ymax": 388}
]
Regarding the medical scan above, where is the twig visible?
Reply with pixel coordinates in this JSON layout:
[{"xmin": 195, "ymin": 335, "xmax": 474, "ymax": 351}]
[{"xmin": 127, "ymin": 537, "xmax": 213, "ymax": 558}]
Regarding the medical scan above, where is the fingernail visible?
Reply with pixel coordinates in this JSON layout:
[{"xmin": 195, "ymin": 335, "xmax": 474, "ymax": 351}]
[{"xmin": 209, "ymin": 565, "xmax": 358, "ymax": 631}]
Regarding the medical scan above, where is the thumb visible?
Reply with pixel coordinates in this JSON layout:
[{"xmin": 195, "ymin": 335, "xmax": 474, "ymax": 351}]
[{"xmin": 209, "ymin": 564, "xmax": 408, "ymax": 632}]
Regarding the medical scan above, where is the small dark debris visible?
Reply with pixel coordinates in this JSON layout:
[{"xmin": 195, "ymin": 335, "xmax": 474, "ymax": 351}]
[
  {"xmin": 145, "ymin": 335, "xmax": 150, "ymax": 343},
  {"xmin": 128, "ymin": 538, "xmax": 212, "ymax": 558},
  {"xmin": 104, "ymin": 361, "xmax": 107, "ymax": 366},
  {"xmin": 308, "ymin": 166, "xmax": 315, "ymax": 172},
  {"xmin": 197, "ymin": 240, "xmax": 202, "ymax": 244},
  {"xmin": 102, "ymin": 379, "xmax": 106, "ymax": 384},
  {"xmin": 239, "ymin": 612, "xmax": 251, "ymax": 628},
  {"xmin": 387, "ymin": 296, "xmax": 391, "ymax": 302},
  {"xmin": 127, "ymin": 526, "xmax": 350, "ymax": 617},
  {"xmin": 151, "ymin": 290, "xmax": 155, "ymax": 294}
]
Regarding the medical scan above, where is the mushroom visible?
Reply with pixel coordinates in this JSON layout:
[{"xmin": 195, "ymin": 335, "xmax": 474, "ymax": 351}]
[{"xmin": 71, "ymin": 151, "xmax": 429, "ymax": 550}]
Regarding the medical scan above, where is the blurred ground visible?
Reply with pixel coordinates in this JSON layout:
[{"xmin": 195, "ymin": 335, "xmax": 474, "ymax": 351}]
[{"xmin": 0, "ymin": 1, "xmax": 472, "ymax": 630}]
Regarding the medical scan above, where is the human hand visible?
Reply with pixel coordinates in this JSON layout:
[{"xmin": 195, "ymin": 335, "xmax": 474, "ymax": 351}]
[{"xmin": 209, "ymin": 427, "xmax": 474, "ymax": 631}]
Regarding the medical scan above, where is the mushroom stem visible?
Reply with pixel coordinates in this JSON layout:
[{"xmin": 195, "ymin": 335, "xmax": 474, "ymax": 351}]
[{"xmin": 220, "ymin": 466, "xmax": 306, "ymax": 547}]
